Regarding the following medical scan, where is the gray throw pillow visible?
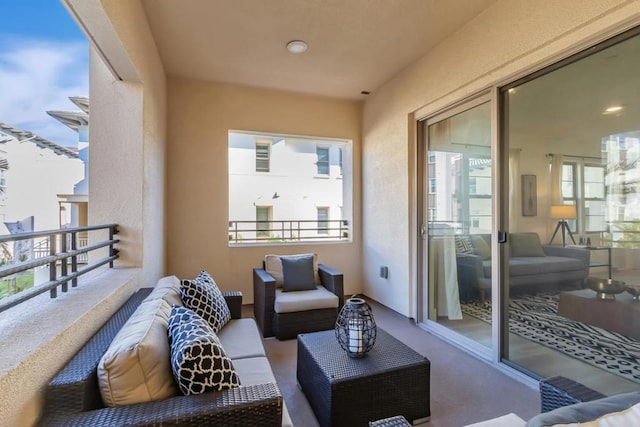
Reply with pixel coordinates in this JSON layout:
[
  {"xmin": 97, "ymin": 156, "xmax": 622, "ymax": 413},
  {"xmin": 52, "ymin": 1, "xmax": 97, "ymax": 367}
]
[
  {"xmin": 281, "ymin": 255, "xmax": 316, "ymax": 292},
  {"xmin": 510, "ymin": 232, "xmax": 545, "ymax": 257}
]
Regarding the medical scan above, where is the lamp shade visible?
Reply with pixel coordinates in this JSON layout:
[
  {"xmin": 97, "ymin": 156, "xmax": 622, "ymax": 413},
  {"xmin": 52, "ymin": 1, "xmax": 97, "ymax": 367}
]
[{"xmin": 550, "ymin": 205, "xmax": 577, "ymax": 219}]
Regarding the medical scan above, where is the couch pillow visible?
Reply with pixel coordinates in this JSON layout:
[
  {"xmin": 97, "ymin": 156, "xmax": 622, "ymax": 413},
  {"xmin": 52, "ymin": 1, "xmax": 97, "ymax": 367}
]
[
  {"xmin": 510, "ymin": 232, "xmax": 545, "ymax": 257},
  {"xmin": 264, "ymin": 253, "xmax": 319, "ymax": 287},
  {"xmin": 525, "ymin": 392, "xmax": 640, "ymax": 427},
  {"xmin": 180, "ymin": 270, "xmax": 231, "ymax": 333},
  {"xmin": 146, "ymin": 275, "xmax": 183, "ymax": 307},
  {"xmin": 470, "ymin": 235, "xmax": 491, "ymax": 260},
  {"xmin": 168, "ymin": 305, "xmax": 241, "ymax": 395},
  {"xmin": 98, "ymin": 298, "xmax": 179, "ymax": 407},
  {"xmin": 281, "ymin": 254, "xmax": 317, "ymax": 292},
  {"xmin": 455, "ymin": 236, "xmax": 474, "ymax": 254}
]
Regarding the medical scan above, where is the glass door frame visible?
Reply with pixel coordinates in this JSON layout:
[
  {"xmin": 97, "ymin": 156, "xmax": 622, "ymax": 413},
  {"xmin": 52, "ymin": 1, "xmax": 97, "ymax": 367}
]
[{"xmin": 415, "ymin": 89, "xmax": 507, "ymax": 364}]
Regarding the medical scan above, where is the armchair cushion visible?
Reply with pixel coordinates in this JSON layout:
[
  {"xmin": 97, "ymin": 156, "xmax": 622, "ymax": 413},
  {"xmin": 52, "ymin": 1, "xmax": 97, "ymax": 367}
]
[
  {"xmin": 281, "ymin": 254, "xmax": 316, "ymax": 292},
  {"xmin": 168, "ymin": 306, "xmax": 241, "ymax": 395},
  {"xmin": 274, "ymin": 286, "xmax": 340, "ymax": 314},
  {"xmin": 181, "ymin": 271, "xmax": 231, "ymax": 333},
  {"xmin": 264, "ymin": 253, "xmax": 319, "ymax": 287}
]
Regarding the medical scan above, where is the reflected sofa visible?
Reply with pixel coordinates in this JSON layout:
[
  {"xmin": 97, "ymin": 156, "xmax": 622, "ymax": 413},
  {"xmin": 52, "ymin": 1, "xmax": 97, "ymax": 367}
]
[{"xmin": 456, "ymin": 232, "xmax": 590, "ymax": 303}]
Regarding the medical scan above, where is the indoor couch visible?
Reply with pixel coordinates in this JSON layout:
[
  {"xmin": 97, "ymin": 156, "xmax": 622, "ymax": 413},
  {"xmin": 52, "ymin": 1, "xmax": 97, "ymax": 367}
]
[
  {"xmin": 456, "ymin": 232, "xmax": 590, "ymax": 303},
  {"xmin": 38, "ymin": 275, "xmax": 292, "ymax": 427}
]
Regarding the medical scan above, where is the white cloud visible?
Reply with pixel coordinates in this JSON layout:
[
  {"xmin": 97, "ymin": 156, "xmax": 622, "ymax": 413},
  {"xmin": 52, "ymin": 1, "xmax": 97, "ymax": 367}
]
[{"xmin": 0, "ymin": 39, "xmax": 89, "ymax": 147}]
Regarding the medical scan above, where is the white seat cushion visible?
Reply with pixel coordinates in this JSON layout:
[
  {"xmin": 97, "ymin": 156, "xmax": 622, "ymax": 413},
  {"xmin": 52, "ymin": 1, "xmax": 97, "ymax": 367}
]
[
  {"xmin": 463, "ymin": 413, "xmax": 526, "ymax": 427},
  {"xmin": 232, "ymin": 357, "xmax": 293, "ymax": 427},
  {"xmin": 273, "ymin": 285, "xmax": 339, "ymax": 314},
  {"xmin": 217, "ymin": 319, "xmax": 266, "ymax": 360}
]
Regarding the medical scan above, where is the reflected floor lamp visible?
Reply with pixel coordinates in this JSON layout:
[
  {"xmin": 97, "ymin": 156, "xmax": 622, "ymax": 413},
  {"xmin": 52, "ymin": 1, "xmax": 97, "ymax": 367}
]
[{"xmin": 549, "ymin": 205, "xmax": 577, "ymax": 246}]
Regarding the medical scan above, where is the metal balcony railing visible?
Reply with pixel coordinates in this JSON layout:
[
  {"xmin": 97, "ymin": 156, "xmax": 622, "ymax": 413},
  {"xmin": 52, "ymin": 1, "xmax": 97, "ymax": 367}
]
[
  {"xmin": 0, "ymin": 224, "xmax": 119, "ymax": 313},
  {"xmin": 228, "ymin": 219, "xmax": 349, "ymax": 243}
]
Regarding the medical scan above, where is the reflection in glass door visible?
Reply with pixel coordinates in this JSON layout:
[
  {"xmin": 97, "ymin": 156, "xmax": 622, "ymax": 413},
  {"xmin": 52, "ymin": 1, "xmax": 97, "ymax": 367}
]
[{"xmin": 419, "ymin": 97, "xmax": 493, "ymax": 349}]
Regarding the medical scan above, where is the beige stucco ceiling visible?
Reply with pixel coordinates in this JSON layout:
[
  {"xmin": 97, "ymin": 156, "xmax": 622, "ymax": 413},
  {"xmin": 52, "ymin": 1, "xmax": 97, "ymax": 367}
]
[{"xmin": 141, "ymin": 0, "xmax": 497, "ymax": 99}]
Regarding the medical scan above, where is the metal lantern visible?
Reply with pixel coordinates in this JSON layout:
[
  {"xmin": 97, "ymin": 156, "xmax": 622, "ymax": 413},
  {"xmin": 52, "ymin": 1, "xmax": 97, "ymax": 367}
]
[{"xmin": 335, "ymin": 295, "xmax": 377, "ymax": 358}]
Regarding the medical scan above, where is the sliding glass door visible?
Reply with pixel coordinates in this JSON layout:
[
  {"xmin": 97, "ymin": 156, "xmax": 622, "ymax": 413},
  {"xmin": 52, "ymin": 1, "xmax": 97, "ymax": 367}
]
[
  {"xmin": 418, "ymin": 95, "xmax": 494, "ymax": 350},
  {"xmin": 501, "ymin": 28, "xmax": 640, "ymax": 395}
]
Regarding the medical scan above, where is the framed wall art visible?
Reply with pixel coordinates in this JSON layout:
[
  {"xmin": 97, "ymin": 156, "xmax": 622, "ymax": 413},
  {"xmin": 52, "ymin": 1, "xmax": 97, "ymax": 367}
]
[{"xmin": 521, "ymin": 174, "xmax": 537, "ymax": 216}]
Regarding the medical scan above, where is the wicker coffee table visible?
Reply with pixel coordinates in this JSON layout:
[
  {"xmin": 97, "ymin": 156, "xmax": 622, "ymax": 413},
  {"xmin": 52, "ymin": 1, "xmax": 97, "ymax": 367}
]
[{"xmin": 297, "ymin": 328, "xmax": 430, "ymax": 427}]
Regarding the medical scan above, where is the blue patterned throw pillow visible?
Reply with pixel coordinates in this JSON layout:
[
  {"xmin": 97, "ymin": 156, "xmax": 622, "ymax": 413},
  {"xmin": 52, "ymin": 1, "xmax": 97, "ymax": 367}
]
[
  {"xmin": 167, "ymin": 305, "xmax": 240, "ymax": 395},
  {"xmin": 180, "ymin": 270, "xmax": 231, "ymax": 333}
]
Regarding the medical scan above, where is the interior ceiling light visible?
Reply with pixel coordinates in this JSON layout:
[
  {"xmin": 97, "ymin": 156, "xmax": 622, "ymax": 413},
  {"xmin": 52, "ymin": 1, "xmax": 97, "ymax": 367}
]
[
  {"xmin": 286, "ymin": 40, "xmax": 308, "ymax": 54},
  {"xmin": 603, "ymin": 105, "xmax": 623, "ymax": 114}
]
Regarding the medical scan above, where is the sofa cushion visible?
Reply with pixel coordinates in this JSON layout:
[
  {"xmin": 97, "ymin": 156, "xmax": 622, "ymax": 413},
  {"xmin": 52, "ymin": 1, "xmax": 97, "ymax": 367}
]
[
  {"xmin": 168, "ymin": 305, "xmax": 241, "ymax": 395},
  {"xmin": 217, "ymin": 318, "xmax": 266, "ymax": 359},
  {"xmin": 181, "ymin": 270, "xmax": 231, "ymax": 333},
  {"xmin": 232, "ymin": 357, "xmax": 293, "ymax": 427},
  {"xmin": 97, "ymin": 298, "xmax": 178, "ymax": 407},
  {"xmin": 274, "ymin": 285, "xmax": 339, "ymax": 314},
  {"xmin": 281, "ymin": 254, "xmax": 316, "ymax": 292},
  {"xmin": 146, "ymin": 275, "xmax": 183, "ymax": 307},
  {"xmin": 264, "ymin": 253, "xmax": 319, "ymax": 288},
  {"xmin": 511, "ymin": 233, "xmax": 546, "ymax": 257},
  {"xmin": 455, "ymin": 236, "xmax": 474, "ymax": 254},
  {"xmin": 525, "ymin": 391, "xmax": 640, "ymax": 427},
  {"xmin": 471, "ymin": 235, "xmax": 491, "ymax": 260}
]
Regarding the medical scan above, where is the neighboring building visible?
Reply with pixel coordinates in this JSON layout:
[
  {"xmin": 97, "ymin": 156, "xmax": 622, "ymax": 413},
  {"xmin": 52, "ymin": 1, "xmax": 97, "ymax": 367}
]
[
  {"xmin": 0, "ymin": 122, "xmax": 84, "ymax": 261},
  {"xmin": 228, "ymin": 131, "xmax": 351, "ymax": 243}
]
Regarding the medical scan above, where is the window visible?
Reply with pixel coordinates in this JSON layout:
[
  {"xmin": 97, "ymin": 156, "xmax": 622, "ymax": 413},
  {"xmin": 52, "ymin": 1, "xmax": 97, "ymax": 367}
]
[
  {"xmin": 256, "ymin": 206, "xmax": 271, "ymax": 238},
  {"xmin": 469, "ymin": 177, "xmax": 477, "ymax": 195},
  {"xmin": 317, "ymin": 147, "xmax": 329, "ymax": 175},
  {"xmin": 317, "ymin": 207, "xmax": 329, "ymax": 234},
  {"xmin": 561, "ymin": 161, "xmax": 606, "ymax": 233},
  {"xmin": 228, "ymin": 131, "xmax": 352, "ymax": 244},
  {"xmin": 584, "ymin": 165, "xmax": 605, "ymax": 232},
  {"xmin": 256, "ymin": 142, "xmax": 270, "ymax": 172},
  {"xmin": 429, "ymin": 179, "xmax": 436, "ymax": 193}
]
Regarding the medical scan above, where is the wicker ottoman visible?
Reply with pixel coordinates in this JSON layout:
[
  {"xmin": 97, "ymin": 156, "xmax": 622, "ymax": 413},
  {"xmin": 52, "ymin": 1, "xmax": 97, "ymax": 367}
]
[{"xmin": 297, "ymin": 329, "xmax": 430, "ymax": 427}]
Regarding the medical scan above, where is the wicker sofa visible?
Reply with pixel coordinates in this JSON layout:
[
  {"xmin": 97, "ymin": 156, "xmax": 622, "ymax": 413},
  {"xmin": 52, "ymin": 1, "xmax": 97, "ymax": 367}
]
[
  {"xmin": 38, "ymin": 277, "xmax": 290, "ymax": 426},
  {"xmin": 456, "ymin": 232, "xmax": 590, "ymax": 303}
]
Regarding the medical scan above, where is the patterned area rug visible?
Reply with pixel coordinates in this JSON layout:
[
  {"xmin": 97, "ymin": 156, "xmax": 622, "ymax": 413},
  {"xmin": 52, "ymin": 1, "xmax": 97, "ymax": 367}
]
[{"xmin": 462, "ymin": 293, "xmax": 640, "ymax": 383}]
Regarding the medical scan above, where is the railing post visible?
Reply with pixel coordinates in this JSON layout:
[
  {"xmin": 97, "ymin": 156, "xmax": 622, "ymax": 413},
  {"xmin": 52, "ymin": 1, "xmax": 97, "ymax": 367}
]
[
  {"xmin": 60, "ymin": 232, "xmax": 68, "ymax": 293},
  {"xmin": 71, "ymin": 231, "xmax": 78, "ymax": 287},
  {"xmin": 109, "ymin": 225, "xmax": 116, "ymax": 268},
  {"xmin": 49, "ymin": 235, "xmax": 57, "ymax": 298}
]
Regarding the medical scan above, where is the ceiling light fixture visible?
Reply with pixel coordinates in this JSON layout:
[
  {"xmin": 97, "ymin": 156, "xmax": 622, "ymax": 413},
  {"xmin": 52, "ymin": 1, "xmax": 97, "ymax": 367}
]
[
  {"xmin": 603, "ymin": 105, "xmax": 623, "ymax": 114},
  {"xmin": 286, "ymin": 40, "xmax": 308, "ymax": 54}
]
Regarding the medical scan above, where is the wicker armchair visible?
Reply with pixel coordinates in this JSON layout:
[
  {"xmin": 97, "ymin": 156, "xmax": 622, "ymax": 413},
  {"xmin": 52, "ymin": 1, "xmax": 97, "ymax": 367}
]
[
  {"xmin": 539, "ymin": 376, "xmax": 607, "ymax": 412},
  {"xmin": 253, "ymin": 262, "xmax": 344, "ymax": 340}
]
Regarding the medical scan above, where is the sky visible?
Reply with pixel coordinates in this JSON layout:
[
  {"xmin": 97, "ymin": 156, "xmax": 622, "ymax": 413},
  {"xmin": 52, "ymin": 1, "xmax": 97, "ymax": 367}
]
[{"xmin": 0, "ymin": 1, "xmax": 89, "ymax": 148}]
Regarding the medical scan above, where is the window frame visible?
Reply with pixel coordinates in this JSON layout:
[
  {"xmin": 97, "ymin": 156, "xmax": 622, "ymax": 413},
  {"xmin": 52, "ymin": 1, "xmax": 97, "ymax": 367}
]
[{"xmin": 255, "ymin": 141, "xmax": 271, "ymax": 172}]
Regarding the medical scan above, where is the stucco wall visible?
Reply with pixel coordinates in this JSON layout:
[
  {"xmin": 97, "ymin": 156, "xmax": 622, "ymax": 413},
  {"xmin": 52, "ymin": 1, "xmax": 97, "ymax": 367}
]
[
  {"xmin": 88, "ymin": 0, "xmax": 167, "ymax": 284},
  {"xmin": 362, "ymin": 0, "xmax": 640, "ymax": 317},
  {"xmin": 166, "ymin": 78, "xmax": 362, "ymax": 302}
]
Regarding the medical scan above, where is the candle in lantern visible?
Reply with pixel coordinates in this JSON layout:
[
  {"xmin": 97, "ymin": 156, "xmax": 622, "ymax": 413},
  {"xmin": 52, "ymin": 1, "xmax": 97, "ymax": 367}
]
[{"xmin": 348, "ymin": 318, "xmax": 363, "ymax": 354}]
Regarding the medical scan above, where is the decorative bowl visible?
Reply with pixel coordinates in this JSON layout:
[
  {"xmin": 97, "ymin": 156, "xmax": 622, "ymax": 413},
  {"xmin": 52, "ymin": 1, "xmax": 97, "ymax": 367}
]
[
  {"xmin": 586, "ymin": 278, "xmax": 626, "ymax": 300},
  {"xmin": 625, "ymin": 284, "xmax": 640, "ymax": 301}
]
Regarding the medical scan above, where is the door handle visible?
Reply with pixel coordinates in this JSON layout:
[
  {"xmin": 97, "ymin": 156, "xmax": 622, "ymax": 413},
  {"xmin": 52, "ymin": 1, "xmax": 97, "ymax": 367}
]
[
  {"xmin": 420, "ymin": 223, "xmax": 426, "ymax": 239},
  {"xmin": 497, "ymin": 230, "xmax": 507, "ymax": 243}
]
